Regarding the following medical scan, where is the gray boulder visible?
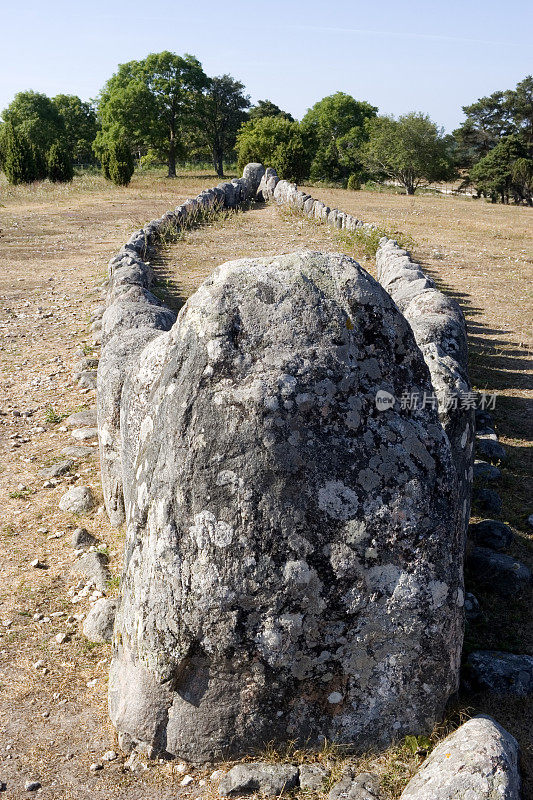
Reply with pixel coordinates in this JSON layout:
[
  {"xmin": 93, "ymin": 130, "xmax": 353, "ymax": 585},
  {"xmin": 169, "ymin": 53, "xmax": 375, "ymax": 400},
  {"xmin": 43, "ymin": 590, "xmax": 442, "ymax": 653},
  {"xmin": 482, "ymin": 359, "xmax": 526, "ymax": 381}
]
[
  {"xmin": 38, "ymin": 459, "xmax": 74, "ymax": 479},
  {"xmin": 329, "ymin": 771, "xmax": 382, "ymax": 799},
  {"xmin": 61, "ymin": 446, "xmax": 96, "ymax": 458},
  {"xmin": 64, "ymin": 409, "xmax": 97, "ymax": 428},
  {"xmin": 467, "ymin": 547, "xmax": 531, "ymax": 595},
  {"xmin": 465, "ymin": 651, "xmax": 533, "ymax": 695},
  {"xmin": 473, "ymin": 487, "xmax": 502, "ymax": 516},
  {"xmin": 299, "ymin": 764, "xmax": 329, "ymax": 791},
  {"xmin": 400, "ymin": 715, "xmax": 520, "ymax": 799},
  {"xmin": 476, "ymin": 436, "xmax": 506, "ymax": 463},
  {"xmin": 469, "ymin": 520, "xmax": 513, "ymax": 551},
  {"xmin": 464, "ymin": 592, "xmax": 481, "ymax": 622},
  {"xmin": 83, "ymin": 598, "xmax": 117, "ymax": 643},
  {"xmin": 109, "ymin": 251, "xmax": 464, "ymax": 763},
  {"xmin": 473, "ymin": 460, "xmax": 501, "ymax": 481},
  {"xmin": 218, "ymin": 763, "xmax": 299, "ymax": 797},
  {"xmin": 71, "ymin": 527, "xmax": 96, "ymax": 549},
  {"xmin": 71, "ymin": 551, "xmax": 109, "ymax": 591},
  {"xmin": 58, "ymin": 485, "xmax": 94, "ymax": 514}
]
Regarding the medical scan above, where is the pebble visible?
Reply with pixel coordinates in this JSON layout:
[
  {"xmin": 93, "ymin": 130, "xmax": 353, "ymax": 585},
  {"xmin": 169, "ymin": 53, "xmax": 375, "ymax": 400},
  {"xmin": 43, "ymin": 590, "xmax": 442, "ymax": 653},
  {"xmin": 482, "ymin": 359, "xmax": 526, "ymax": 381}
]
[
  {"xmin": 180, "ymin": 775, "xmax": 193, "ymax": 787},
  {"xmin": 86, "ymin": 678, "xmax": 98, "ymax": 687},
  {"xmin": 90, "ymin": 763, "xmax": 103, "ymax": 772},
  {"xmin": 30, "ymin": 560, "xmax": 46, "ymax": 569},
  {"xmin": 102, "ymin": 751, "xmax": 117, "ymax": 762},
  {"xmin": 55, "ymin": 633, "xmax": 68, "ymax": 644},
  {"xmin": 24, "ymin": 781, "xmax": 41, "ymax": 792}
]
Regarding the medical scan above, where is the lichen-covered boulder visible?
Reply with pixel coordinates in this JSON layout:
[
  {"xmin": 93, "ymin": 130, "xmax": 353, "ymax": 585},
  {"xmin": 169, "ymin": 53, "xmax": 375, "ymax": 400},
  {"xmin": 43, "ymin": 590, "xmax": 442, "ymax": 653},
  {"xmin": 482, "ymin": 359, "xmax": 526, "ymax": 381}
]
[
  {"xmin": 109, "ymin": 251, "xmax": 463, "ymax": 763},
  {"xmin": 400, "ymin": 715, "xmax": 520, "ymax": 799}
]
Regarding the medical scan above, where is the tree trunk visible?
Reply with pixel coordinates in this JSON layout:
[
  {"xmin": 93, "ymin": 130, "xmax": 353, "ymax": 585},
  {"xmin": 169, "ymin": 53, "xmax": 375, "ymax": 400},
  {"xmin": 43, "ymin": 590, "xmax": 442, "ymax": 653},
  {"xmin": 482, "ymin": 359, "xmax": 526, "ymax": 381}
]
[
  {"xmin": 168, "ymin": 131, "xmax": 176, "ymax": 178},
  {"xmin": 406, "ymin": 184, "xmax": 415, "ymax": 195},
  {"xmin": 213, "ymin": 145, "xmax": 224, "ymax": 177}
]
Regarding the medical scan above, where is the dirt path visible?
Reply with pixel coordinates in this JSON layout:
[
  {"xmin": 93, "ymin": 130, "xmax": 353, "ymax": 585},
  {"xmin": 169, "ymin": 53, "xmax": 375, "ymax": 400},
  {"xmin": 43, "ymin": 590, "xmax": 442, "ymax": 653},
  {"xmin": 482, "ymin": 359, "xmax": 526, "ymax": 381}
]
[{"xmin": 0, "ymin": 172, "xmax": 531, "ymax": 798}]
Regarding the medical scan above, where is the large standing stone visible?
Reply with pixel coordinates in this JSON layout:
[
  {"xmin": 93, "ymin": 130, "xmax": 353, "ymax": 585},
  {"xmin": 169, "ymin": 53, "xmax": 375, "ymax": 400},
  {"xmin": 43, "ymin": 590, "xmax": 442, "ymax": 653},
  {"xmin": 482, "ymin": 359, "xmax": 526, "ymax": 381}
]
[
  {"xmin": 400, "ymin": 715, "xmax": 520, "ymax": 799},
  {"xmin": 109, "ymin": 251, "xmax": 464, "ymax": 763}
]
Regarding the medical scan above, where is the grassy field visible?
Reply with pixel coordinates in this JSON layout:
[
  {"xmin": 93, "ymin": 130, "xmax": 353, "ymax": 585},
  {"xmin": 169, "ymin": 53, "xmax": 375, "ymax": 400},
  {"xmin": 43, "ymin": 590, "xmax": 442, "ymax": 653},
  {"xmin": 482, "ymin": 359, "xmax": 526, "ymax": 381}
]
[{"xmin": 0, "ymin": 168, "xmax": 531, "ymax": 799}]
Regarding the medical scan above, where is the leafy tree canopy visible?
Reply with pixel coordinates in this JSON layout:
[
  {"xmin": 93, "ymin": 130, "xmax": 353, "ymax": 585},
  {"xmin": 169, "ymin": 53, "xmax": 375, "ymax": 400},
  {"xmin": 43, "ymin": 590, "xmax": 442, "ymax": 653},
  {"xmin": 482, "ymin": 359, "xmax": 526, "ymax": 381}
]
[
  {"xmin": 248, "ymin": 100, "xmax": 294, "ymax": 122},
  {"xmin": 235, "ymin": 116, "xmax": 308, "ymax": 175},
  {"xmin": 362, "ymin": 112, "xmax": 454, "ymax": 194},
  {"xmin": 301, "ymin": 92, "xmax": 377, "ymax": 182},
  {"xmin": 193, "ymin": 74, "xmax": 250, "ymax": 176},
  {"xmin": 454, "ymin": 75, "xmax": 533, "ymax": 167},
  {"xmin": 470, "ymin": 135, "xmax": 532, "ymax": 204},
  {"xmin": 52, "ymin": 94, "xmax": 98, "ymax": 163},
  {"xmin": 1, "ymin": 90, "xmax": 65, "ymax": 155},
  {"xmin": 95, "ymin": 51, "xmax": 208, "ymax": 177}
]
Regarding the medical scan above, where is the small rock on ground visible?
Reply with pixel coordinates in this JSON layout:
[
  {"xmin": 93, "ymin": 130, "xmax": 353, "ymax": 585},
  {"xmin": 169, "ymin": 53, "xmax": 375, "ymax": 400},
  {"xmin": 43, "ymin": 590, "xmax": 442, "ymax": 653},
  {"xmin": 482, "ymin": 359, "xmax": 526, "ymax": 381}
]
[
  {"xmin": 399, "ymin": 715, "xmax": 520, "ymax": 799},
  {"xmin": 59, "ymin": 485, "xmax": 95, "ymax": 514},
  {"xmin": 70, "ymin": 427, "xmax": 98, "ymax": 441},
  {"xmin": 38, "ymin": 459, "xmax": 74, "ymax": 479},
  {"xmin": 83, "ymin": 598, "xmax": 117, "ymax": 643},
  {"xmin": 71, "ymin": 527, "xmax": 97, "ymax": 549},
  {"xmin": 61, "ymin": 445, "xmax": 97, "ymax": 458},
  {"xmin": 64, "ymin": 409, "xmax": 97, "ymax": 428},
  {"xmin": 24, "ymin": 781, "xmax": 41, "ymax": 792},
  {"xmin": 299, "ymin": 764, "xmax": 329, "ymax": 791},
  {"xmin": 465, "ymin": 651, "xmax": 533, "ymax": 695},
  {"xmin": 328, "ymin": 770, "xmax": 381, "ymax": 800},
  {"xmin": 218, "ymin": 763, "xmax": 299, "ymax": 797},
  {"xmin": 469, "ymin": 520, "xmax": 513, "ymax": 551},
  {"xmin": 71, "ymin": 551, "xmax": 109, "ymax": 591}
]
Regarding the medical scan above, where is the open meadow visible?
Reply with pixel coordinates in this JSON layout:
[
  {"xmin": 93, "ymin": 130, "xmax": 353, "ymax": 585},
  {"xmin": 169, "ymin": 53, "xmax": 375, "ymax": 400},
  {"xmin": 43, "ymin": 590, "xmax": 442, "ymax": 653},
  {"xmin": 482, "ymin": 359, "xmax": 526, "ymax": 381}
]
[{"xmin": 0, "ymin": 169, "xmax": 532, "ymax": 799}]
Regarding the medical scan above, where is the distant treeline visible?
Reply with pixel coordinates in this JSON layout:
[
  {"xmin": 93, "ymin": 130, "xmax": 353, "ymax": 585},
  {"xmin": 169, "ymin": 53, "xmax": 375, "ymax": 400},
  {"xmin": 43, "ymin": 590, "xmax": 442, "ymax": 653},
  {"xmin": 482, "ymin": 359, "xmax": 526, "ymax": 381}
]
[{"xmin": 0, "ymin": 52, "xmax": 531, "ymax": 204}]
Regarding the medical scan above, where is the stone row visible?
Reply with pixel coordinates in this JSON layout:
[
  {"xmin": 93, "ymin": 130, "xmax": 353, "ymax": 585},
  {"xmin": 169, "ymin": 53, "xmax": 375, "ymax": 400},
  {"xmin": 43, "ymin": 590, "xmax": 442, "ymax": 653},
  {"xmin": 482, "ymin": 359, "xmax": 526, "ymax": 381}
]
[{"xmin": 97, "ymin": 164, "xmax": 267, "ymax": 525}]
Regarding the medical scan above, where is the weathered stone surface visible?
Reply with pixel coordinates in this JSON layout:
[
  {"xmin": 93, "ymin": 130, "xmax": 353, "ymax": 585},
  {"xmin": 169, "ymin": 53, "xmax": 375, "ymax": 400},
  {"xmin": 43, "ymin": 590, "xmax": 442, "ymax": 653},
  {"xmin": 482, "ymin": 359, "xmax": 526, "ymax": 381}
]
[
  {"xmin": 469, "ymin": 519, "xmax": 513, "ymax": 551},
  {"xmin": 242, "ymin": 162, "xmax": 265, "ymax": 198},
  {"xmin": 71, "ymin": 527, "xmax": 96, "ymax": 549},
  {"xmin": 473, "ymin": 459, "xmax": 501, "ymax": 481},
  {"xmin": 465, "ymin": 651, "xmax": 533, "ymax": 695},
  {"xmin": 61, "ymin": 446, "xmax": 96, "ymax": 458},
  {"xmin": 218, "ymin": 763, "xmax": 299, "ymax": 796},
  {"xmin": 64, "ymin": 409, "xmax": 97, "ymax": 428},
  {"xmin": 299, "ymin": 763, "xmax": 329, "ymax": 791},
  {"xmin": 472, "ymin": 487, "xmax": 502, "ymax": 515},
  {"xmin": 400, "ymin": 715, "xmax": 520, "ymax": 799},
  {"xmin": 464, "ymin": 592, "xmax": 481, "ymax": 622},
  {"xmin": 38, "ymin": 459, "xmax": 74, "ymax": 479},
  {"xmin": 467, "ymin": 547, "xmax": 531, "ymax": 595},
  {"xmin": 71, "ymin": 426, "xmax": 98, "ymax": 441},
  {"xmin": 71, "ymin": 551, "xmax": 109, "ymax": 591},
  {"xmin": 329, "ymin": 770, "xmax": 382, "ymax": 799},
  {"xmin": 58, "ymin": 485, "xmax": 94, "ymax": 514},
  {"xmin": 109, "ymin": 251, "xmax": 463, "ymax": 763},
  {"xmin": 83, "ymin": 598, "xmax": 117, "ymax": 643},
  {"xmin": 476, "ymin": 436, "xmax": 506, "ymax": 463},
  {"xmin": 376, "ymin": 238, "xmax": 474, "ymax": 549}
]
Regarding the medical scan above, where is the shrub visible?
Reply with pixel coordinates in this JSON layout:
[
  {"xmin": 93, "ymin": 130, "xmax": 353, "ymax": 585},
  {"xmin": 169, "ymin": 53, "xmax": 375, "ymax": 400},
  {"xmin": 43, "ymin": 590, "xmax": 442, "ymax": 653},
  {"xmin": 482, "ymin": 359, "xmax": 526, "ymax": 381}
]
[
  {"xmin": 272, "ymin": 135, "xmax": 310, "ymax": 183},
  {"xmin": 347, "ymin": 173, "xmax": 361, "ymax": 190},
  {"xmin": 107, "ymin": 140, "xmax": 134, "ymax": 186},
  {"xmin": 47, "ymin": 141, "xmax": 74, "ymax": 182},
  {"xmin": 100, "ymin": 149, "xmax": 111, "ymax": 179},
  {"xmin": 1, "ymin": 123, "xmax": 36, "ymax": 184}
]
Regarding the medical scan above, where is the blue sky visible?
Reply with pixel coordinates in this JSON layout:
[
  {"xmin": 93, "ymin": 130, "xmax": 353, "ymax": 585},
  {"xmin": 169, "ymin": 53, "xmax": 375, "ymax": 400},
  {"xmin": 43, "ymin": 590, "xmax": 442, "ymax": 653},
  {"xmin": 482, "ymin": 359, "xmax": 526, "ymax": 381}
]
[{"xmin": 1, "ymin": 0, "xmax": 531, "ymax": 132}]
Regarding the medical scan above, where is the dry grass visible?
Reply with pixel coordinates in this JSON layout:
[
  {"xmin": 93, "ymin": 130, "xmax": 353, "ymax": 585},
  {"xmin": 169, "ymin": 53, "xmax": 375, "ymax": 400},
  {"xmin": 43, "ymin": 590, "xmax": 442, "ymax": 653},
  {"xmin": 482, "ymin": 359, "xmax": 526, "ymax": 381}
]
[{"xmin": 0, "ymin": 168, "xmax": 531, "ymax": 798}]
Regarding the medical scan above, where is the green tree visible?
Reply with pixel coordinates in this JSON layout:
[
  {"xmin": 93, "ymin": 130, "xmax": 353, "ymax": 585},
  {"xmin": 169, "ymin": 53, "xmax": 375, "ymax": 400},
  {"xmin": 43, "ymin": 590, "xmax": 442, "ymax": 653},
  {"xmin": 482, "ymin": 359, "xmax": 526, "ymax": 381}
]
[
  {"xmin": 470, "ymin": 136, "xmax": 531, "ymax": 204},
  {"xmin": 95, "ymin": 51, "xmax": 208, "ymax": 178},
  {"xmin": 52, "ymin": 94, "xmax": 98, "ymax": 164},
  {"xmin": 453, "ymin": 76, "xmax": 533, "ymax": 167},
  {"xmin": 235, "ymin": 116, "xmax": 310, "ymax": 178},
  {"xmin": 248, "ymin": 100, "xmax": 294, "ymax": 122},
  {"xmin": 1, "ymin": 91, "xmax": 65, "ymax": 157},
  {"xmin": 195, "ymin": 75, "xmax": 250, "ymax": 176},
  {"xmin": 361, "ymin": 113, "xmax": 454, "ymax": 195},
  {"xmin": 47, "ymin": 141, "xmax": 74, "ymax": 182},
  {"xmin": 0, "ymin": 123, "xmax": 36, "ymax": 183},
  {"xmin": 106, "ymin": 139, "xmax": 135, "ymax": 186},
  {"xmin": 301, "ymin": 92, "xmax": 377, "ymax": 182}
]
